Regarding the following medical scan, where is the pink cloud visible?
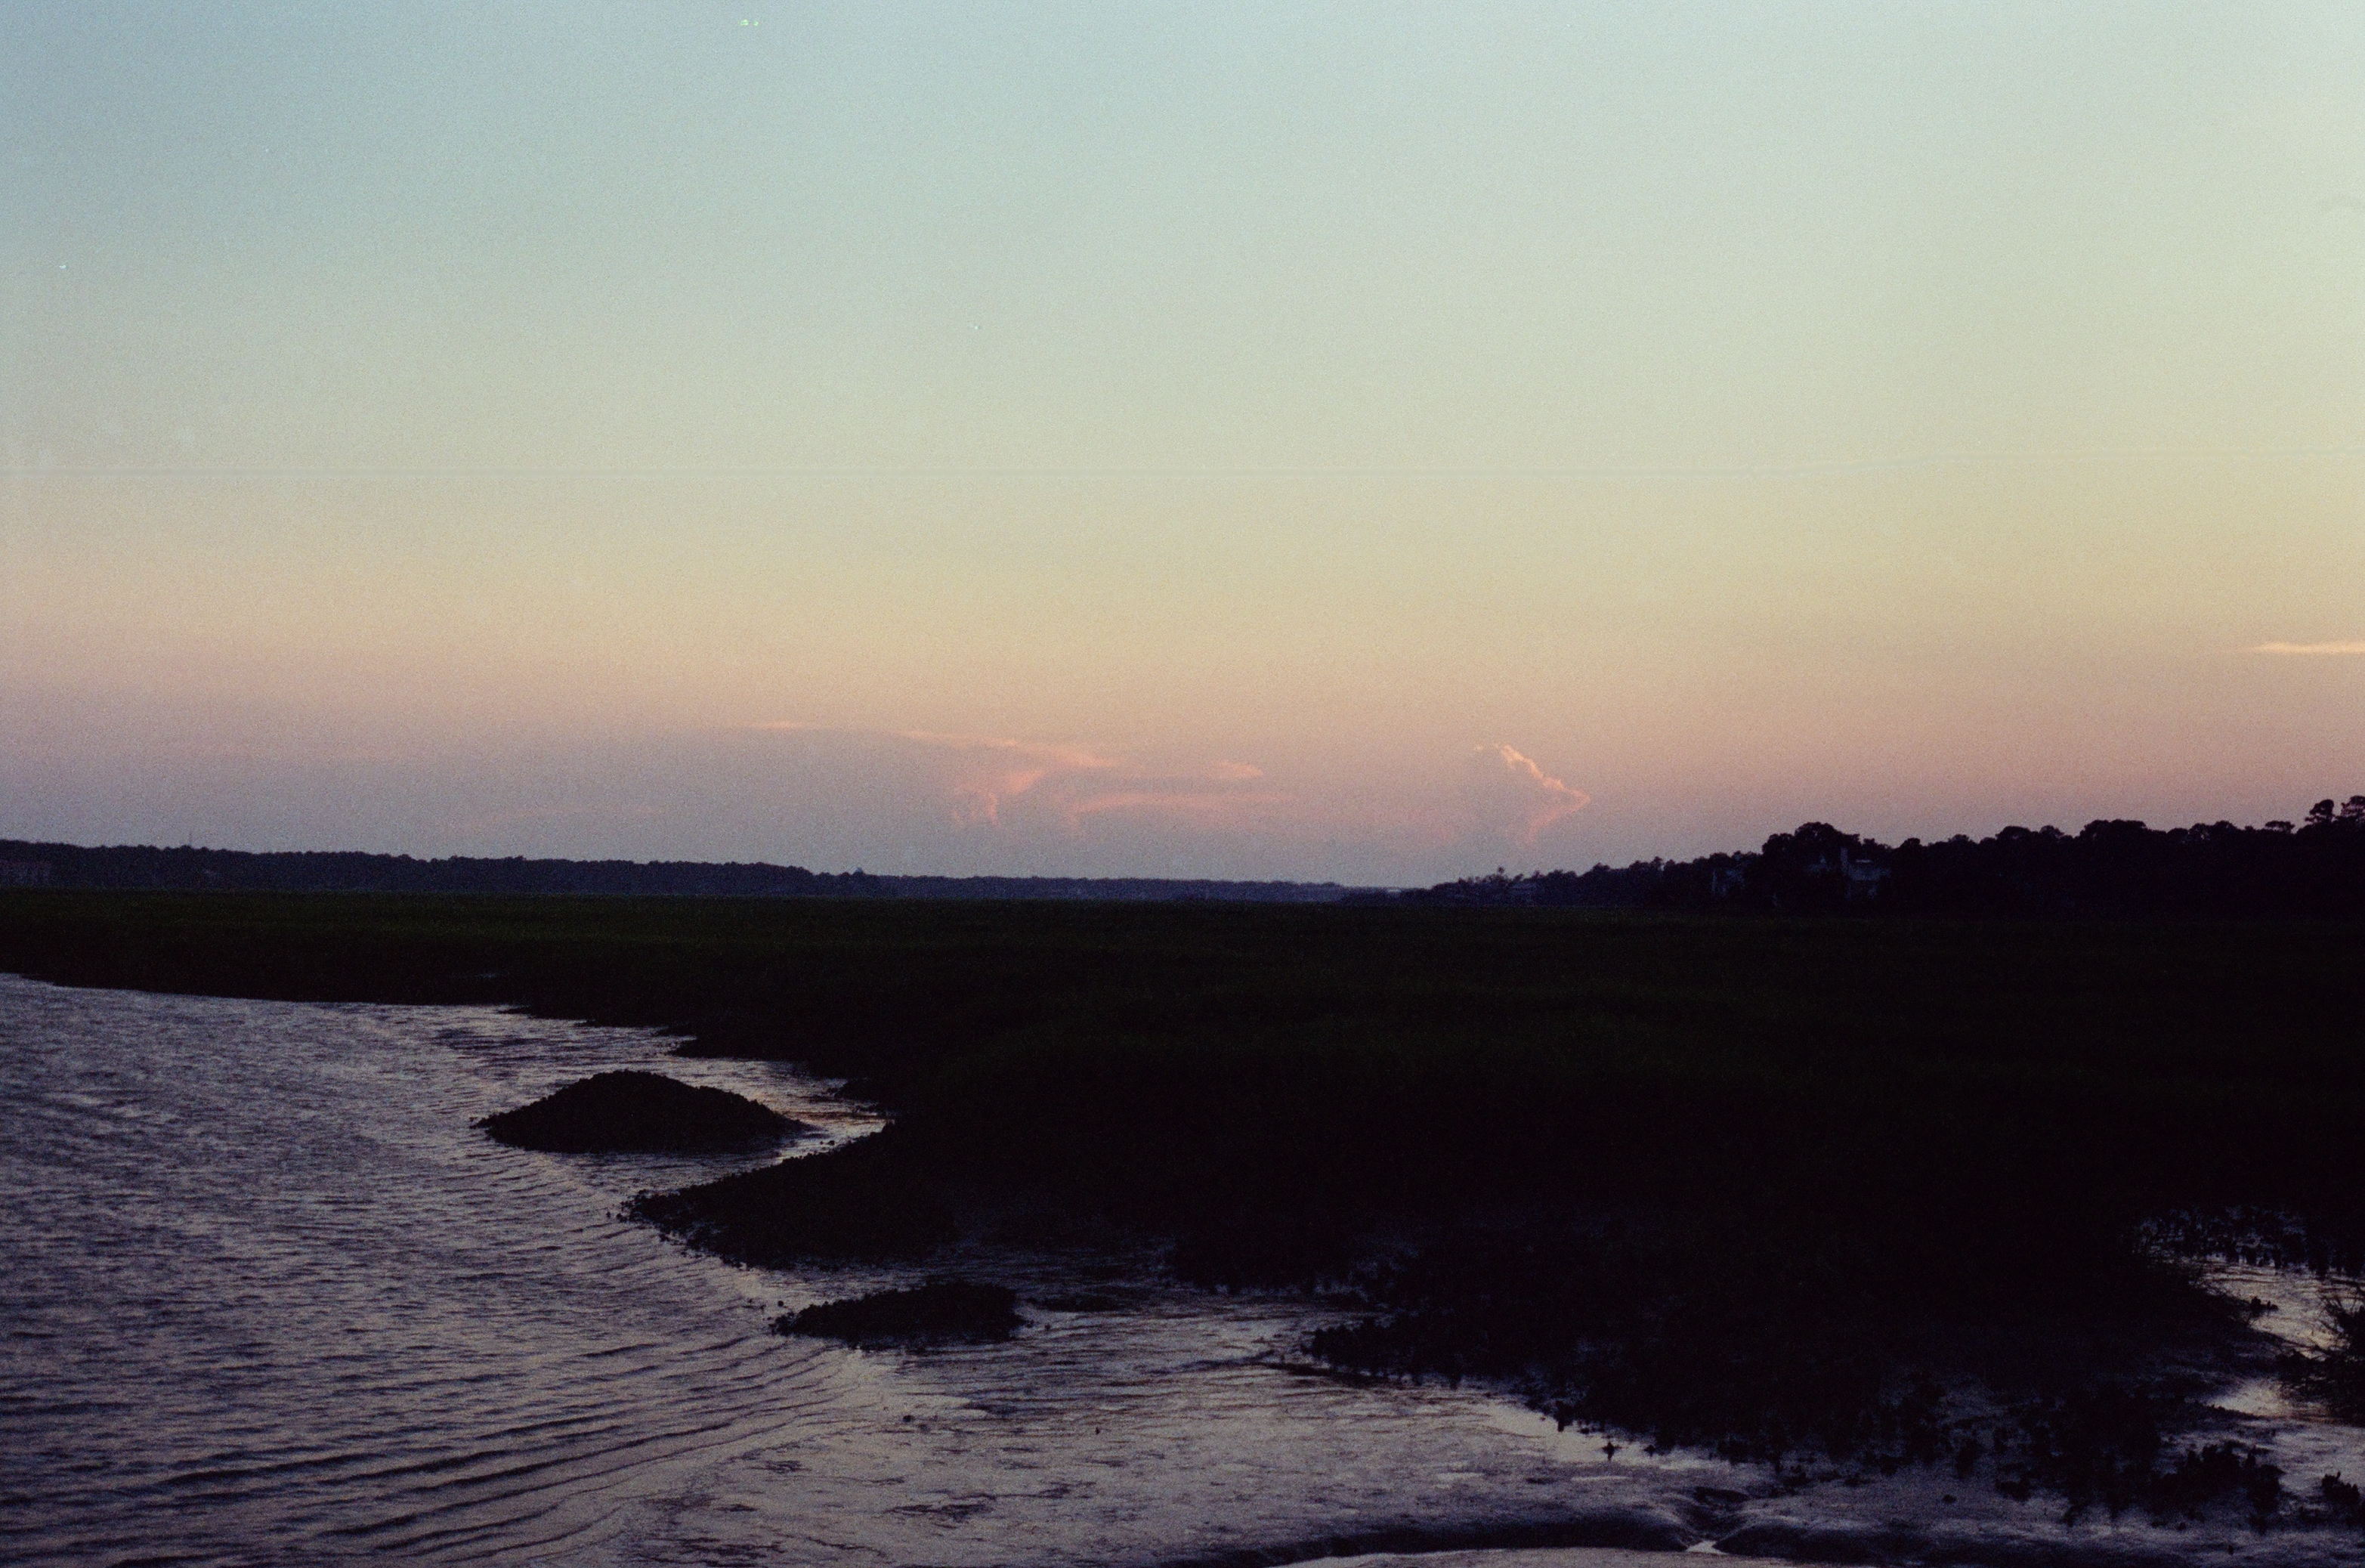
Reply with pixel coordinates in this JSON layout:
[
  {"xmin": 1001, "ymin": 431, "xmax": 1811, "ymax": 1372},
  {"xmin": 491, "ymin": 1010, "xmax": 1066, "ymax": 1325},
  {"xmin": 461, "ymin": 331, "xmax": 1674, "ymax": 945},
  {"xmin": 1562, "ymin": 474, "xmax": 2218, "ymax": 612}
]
[
  {"xmin": 1463, "ymin": 744, "xmax": 1591, "ymax": 846},
  {"xmin": 753, "ymin": 723, "xmax": 1285, "ymax": 831},
  {"xmin": 738, "ymin": 725, "xmax": 1587, "ymax": 869},
  {"xmin": 886, "ymin": 731, "xmax": 1125, "ymax": 826}
]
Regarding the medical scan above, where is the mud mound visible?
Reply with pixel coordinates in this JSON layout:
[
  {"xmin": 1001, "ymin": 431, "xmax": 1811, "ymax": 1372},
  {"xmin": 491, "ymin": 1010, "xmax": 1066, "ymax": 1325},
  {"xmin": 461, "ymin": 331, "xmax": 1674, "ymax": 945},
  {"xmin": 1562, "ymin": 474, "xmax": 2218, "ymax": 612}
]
[
  {"xmin": 478, "ymin": 1070, "xmax": 802, "ymax": 1152},
  {"xmin": 776, "ymin": 1280, "xmax": 1022, "ymax": 1346}
]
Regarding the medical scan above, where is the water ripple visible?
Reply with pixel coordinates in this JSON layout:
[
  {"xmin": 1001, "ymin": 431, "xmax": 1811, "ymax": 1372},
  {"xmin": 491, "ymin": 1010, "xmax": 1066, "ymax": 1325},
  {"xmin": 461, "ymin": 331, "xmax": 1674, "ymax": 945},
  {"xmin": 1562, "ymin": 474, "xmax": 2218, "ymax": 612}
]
[{"xmin": 0, "ymin": 976, "xmax": 858, "ymax": 1565}]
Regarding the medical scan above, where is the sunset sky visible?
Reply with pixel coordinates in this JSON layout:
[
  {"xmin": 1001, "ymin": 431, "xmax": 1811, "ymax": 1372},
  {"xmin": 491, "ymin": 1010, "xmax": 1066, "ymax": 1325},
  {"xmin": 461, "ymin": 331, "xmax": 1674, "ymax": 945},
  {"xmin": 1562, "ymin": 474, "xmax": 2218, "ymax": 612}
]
[{"xmin": 5, "ymin": 2, "xmax": 2362, "ymax": 882}]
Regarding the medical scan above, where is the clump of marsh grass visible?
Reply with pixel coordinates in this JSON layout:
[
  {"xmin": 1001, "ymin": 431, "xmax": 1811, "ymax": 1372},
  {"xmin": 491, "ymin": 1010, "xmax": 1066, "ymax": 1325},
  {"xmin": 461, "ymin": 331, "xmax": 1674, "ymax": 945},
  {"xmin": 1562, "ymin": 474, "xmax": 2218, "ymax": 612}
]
[{"xmin": 2280, "ymin": 1287, "xmax": 2365, "ymax": 1421}]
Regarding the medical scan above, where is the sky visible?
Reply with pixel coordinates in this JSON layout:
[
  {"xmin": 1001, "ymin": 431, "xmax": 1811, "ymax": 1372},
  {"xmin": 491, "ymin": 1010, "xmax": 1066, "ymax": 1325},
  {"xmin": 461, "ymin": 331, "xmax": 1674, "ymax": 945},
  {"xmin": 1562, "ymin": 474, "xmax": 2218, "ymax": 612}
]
[{"xmin": 5, "ymin": 1, "xmax": 2362, "ymax": 883}]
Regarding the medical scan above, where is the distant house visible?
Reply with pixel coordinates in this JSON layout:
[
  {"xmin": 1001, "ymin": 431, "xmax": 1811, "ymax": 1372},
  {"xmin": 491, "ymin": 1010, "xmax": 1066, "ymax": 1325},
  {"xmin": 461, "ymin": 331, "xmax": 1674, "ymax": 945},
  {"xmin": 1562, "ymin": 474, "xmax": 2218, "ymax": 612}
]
[
  {"xmin": 1709, "ymin": 866, "xmax": 1749, "ymax": 899},
  {"xmin": 1797, "ymin": 846, "xmax": 1890, "ymax": 902},
  {"xmin": 0, "ymin": 860, "xmax": 54, "ymax": 887},
  {"xmin": 1838, "ymin": 848, "xmax": 1889, "ymax": 902}
]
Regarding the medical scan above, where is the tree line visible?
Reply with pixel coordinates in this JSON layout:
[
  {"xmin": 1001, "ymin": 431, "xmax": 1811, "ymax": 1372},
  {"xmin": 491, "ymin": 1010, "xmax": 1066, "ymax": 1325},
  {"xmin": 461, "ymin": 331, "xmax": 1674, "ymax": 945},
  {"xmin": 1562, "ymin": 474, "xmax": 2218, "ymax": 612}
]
[
  {"xmin": 0, "ymin": 840, "xmax": 1346, "ymax": 903},
  {"xmin": 1395, "ymin": 796, "xmax": 2365, "ymax": 917}
]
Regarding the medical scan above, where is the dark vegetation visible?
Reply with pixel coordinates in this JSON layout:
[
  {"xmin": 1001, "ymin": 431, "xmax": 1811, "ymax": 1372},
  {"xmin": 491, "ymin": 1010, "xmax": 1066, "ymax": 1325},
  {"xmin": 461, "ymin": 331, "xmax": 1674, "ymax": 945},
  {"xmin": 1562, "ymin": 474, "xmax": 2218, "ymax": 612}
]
[
  {"xmin": 775, "ymin": 1280, "xmax": 1022, "ymax": 1346},
  {"xmin": 1400, "ymin": 797, "xmax": 2365, "ymax": 918},
  {"xmin": 0, "ymin": 837, "xmax": 1348, "ymax": 903},
  {"xmin": 1305, "ymin": 1223, "xmax": 2207, "ymax": 1461},
  {"xmin": 4, "ymin": 883, "xmax": 2361, "ymax": 1513},
  {"xmin": 21, "ymin": 796, "xmax": 2365, "ymax": 917},
  {"xmin": 476, "ymin": 1069, "xmax": 801, "ymax": 1153},
  {"xmin": 633, "ymin": 1130, "xmax": 957, "ymax": 1258},
  {"xmin": 2280, "ymin": 1291, "xmax": 2365, "ymax": 1421},
  {"xmin": 1299, "ymin": 1220, "xmax": 2321, "ymax": 1523}
]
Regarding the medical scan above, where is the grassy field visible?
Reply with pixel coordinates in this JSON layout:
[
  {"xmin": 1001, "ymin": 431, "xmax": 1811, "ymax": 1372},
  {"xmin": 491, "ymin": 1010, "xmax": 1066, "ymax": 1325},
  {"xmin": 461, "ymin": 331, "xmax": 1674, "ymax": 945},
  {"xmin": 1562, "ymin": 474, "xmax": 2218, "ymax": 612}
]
[{"xmin": 6, "ymin": 890, "xmax": 2360, "ymax": 1479}]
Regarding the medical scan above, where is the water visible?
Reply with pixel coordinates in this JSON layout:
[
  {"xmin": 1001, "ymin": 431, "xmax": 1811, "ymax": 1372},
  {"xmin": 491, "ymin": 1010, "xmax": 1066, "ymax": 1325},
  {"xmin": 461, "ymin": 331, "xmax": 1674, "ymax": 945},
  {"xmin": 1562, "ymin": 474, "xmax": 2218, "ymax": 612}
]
[
  {"xmin": 0, "ymin": 975, "xmax": 876, "ymax": 1563},
  {"xmin": 5, "ymin": 973, "xmax": 2362, "ymax": 1567}
]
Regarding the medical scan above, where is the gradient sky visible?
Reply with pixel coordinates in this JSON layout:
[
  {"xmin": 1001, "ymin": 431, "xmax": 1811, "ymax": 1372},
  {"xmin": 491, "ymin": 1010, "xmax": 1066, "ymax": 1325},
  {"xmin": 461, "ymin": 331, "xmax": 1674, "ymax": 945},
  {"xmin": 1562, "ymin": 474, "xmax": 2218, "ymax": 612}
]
[{"xmin": 5, "ymin": 2, "xmax": 2362, "ymax": 882}]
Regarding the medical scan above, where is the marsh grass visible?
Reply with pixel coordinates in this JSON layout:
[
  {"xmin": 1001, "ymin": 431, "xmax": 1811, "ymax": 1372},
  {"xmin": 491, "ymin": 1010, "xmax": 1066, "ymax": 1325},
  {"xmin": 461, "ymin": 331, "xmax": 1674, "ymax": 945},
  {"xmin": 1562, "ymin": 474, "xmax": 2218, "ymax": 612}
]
[{"xmin": 2280, "ymin": 1288, "xmax": 2365, "ymax": 1421}]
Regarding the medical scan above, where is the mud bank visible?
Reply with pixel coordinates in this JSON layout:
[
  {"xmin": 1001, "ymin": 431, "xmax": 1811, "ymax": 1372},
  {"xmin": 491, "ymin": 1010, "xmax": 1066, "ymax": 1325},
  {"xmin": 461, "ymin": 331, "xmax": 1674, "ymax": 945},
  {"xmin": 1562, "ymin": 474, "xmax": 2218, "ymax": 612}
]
[{"xmin": 478, "ymin": 1068, "xmax": 807, "ymax": 1152}]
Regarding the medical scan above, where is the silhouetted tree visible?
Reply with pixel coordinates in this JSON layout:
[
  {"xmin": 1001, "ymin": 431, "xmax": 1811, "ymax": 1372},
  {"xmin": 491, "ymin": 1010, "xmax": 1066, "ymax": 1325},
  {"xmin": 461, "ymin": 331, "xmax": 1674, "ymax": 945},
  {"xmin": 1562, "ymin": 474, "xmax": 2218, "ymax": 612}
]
[{"xmin": 1396, "ymin": 793, "xmax": 2365, "ymax": 920}]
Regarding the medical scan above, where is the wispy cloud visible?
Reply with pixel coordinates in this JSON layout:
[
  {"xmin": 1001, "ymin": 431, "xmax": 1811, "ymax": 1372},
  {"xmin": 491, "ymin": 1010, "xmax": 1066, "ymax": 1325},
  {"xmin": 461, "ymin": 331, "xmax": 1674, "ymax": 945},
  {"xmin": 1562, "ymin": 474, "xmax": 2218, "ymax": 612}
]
[
  {"xmin": 2250, "ymin": 641, "xmax": 2365, "ymax": 655},
  {"xmin": 894, "ymin": 731, "xmax": 1126, "ymax": 826},
  {"xmin": 1463, "ymin": 744, "xmax": 1591, "ymax": 846},
  {"xmin": 740, "ymin": 725, "xmax": 1588, "ymax": 871},
  {"xmin": 753, "ymin": 724, "xmax": 1285, "ymax": 830}
]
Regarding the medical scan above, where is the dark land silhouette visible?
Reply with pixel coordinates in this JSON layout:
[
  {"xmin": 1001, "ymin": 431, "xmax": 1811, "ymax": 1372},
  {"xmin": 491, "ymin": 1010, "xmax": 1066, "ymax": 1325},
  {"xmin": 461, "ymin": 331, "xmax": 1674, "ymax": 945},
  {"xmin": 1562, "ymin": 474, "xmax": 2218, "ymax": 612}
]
[
  {"xmin": 0, "ymin": 839, "xmax": 1355, "ymax": 903},
  {"xmin": 1390, "ymin": 796, "xmax": 2365, "ymax": 918},
  {"xmin": 776, "ymin": 1280, "xmax": 1024, "ymax": 1347},
  {"xmin": 476, "ymin": 1069, "xmax": 805, "ymax": 1153},
  {"xmin": 12, "ymin": 793, "xmax": 2364, "ymax": 919},
  {"xmin": 4, "ymin": 800, "xmax": 2363, "ymax": 1520}
]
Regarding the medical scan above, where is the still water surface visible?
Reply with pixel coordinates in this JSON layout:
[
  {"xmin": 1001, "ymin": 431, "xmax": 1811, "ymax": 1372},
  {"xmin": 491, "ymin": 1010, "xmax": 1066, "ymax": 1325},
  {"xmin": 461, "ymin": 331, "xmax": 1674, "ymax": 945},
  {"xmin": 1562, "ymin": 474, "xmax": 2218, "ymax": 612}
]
[{"xmin": 6, "ymin": 973, "xmax": 2361, "ymax": 1567}]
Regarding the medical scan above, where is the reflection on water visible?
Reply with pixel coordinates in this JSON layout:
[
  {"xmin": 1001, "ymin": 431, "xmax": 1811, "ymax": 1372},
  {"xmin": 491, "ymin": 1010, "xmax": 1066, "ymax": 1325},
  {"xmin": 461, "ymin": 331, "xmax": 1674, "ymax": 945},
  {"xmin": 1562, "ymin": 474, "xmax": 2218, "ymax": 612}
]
[
  {"xmin": 3, "ymin": 973, "xmax": 2360, "ymax": 1567},
  {"xmin": 0, "ymin": 975, "xmax": 876, "ymax": 1564}
]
